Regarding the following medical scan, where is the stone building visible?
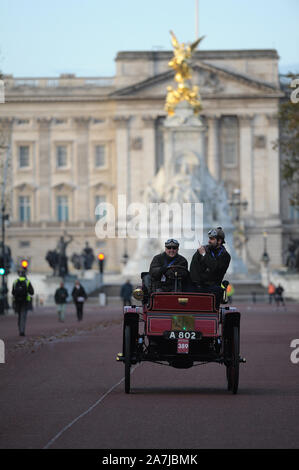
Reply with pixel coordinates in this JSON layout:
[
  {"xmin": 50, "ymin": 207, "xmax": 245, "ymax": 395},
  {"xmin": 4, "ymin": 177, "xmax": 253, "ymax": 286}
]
[{"xmin": 0, "ymin": 49, "xmax": 295, "ymax": 274}]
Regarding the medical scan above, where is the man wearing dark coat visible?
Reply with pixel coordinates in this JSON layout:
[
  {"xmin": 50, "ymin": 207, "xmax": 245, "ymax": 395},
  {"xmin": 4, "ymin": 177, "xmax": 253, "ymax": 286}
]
[
  {"xmin": 190, "ymin": 227, "xmax": 231, "ymax": 309},
  {"xmin": 120, "ymin": 280, "xmax": 133, "ymax": 306},
  {"xmin": 72, "ymin": 281, "xmax": 87, "ymax": 321},
  {"xmin": 149, "ymin": 239, "xmax": 188, "ymax": 292},
  {"xmin": 54, "ymin": 281, "xmax": 68, "ymax": 322}
]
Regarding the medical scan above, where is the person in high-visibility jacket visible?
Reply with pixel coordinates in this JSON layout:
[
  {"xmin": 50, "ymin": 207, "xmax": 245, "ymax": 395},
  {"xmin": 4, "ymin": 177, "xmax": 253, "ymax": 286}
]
[
  {"xmin": 12, "ymin": 269, "xmax": 34, "ymax": 336},
  {"xmin": 226, "ymin": 283, "xmax": 234, "ymax": 304}
]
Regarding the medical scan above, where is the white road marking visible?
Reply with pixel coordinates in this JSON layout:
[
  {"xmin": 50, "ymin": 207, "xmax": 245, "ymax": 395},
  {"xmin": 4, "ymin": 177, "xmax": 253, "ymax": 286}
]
[{"xmin": 43, "ymin": 365, "xmax": 140, "ymax": 449}]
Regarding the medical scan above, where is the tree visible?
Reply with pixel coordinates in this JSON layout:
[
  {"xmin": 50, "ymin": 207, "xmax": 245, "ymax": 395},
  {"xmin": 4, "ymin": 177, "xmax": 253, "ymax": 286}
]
[
  {"xmin": 0, "ymin": 68, "xmax": 7, "ymax": 152},
  {"xmin": 0, "ymin": 68, "xmax": 12, "ymax": 250},
  {"xmin": 277, "ymin": 73, "xmax": 299, "ymax": 206}
]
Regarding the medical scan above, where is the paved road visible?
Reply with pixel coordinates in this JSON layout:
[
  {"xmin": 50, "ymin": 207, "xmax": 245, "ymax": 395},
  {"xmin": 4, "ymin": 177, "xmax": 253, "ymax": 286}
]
[{"xmin": 0, "ymin": 302, "xmax": 298, "ymax": 449}]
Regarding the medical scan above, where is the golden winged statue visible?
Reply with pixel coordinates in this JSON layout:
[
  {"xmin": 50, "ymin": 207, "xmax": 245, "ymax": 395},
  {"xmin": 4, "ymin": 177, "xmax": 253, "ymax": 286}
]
[{"xmin": 165, "ymin": 30, "xmax": 205, "ymax": 116}]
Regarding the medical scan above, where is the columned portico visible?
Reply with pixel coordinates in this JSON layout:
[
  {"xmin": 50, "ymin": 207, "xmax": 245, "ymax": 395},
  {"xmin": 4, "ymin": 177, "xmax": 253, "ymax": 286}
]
[
  {"xmin": 37, "ymin": 118, "xmax": 52, "ymax": 222},
  {"xmin": 113, "ymin": 116, "xmax": 131, "ymax": 202},
  {"xmin": 239, "ymin": 114, "xmax": 255, "ymax": 217},
  {"xmin": 74, "ymin": 117, "xmax": 91, "ymax": 222},
  {"xmin": 1, "ymin": 49, "xmax": 287, "ymax": 273},
  {"xmin": 142, "ymin": 116, "xmax": 156, "ymax": 182},
  {"xmin": 206, "ymin": 115, "xmax": 220, "ymax": 181},
  {"xmin": 266, "ymin": 114, "xmax": 280, "ymax": 222}
]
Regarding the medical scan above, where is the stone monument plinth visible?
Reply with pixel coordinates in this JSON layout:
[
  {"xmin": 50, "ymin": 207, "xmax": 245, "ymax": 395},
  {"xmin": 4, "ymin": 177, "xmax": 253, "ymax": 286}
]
[{"xmin": 123, "ymin": 102, "xmax": 247, "ymax": 276}]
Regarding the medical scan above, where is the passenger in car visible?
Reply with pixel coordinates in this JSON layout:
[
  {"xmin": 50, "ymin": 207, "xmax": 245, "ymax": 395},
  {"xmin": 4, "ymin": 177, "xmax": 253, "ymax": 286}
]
[{"xmin": 190, "ymin": 227, "xmax": 231, "ymax": 308}]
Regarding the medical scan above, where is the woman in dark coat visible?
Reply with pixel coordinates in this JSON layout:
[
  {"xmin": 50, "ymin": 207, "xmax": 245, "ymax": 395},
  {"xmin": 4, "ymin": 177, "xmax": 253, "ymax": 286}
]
[{"xmin": 72, "ymin": 280, "xmax": 87, "ymax": 321}]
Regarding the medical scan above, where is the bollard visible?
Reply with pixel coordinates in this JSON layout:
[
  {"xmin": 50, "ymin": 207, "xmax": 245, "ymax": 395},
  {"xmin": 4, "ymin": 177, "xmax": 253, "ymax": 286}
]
[
  {"xmin": 99, "ymin": 292, "xmax": 107, "ymax": 306},
  {"xmin": 0, "ymin": 339, "xmax": 4, "ymax": 363}
]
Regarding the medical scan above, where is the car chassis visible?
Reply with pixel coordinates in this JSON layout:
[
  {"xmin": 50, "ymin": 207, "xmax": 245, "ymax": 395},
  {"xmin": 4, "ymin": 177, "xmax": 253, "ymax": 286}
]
[{"xmin": 117, "ymin": 273, "xmax": 245, "ymax": 394}]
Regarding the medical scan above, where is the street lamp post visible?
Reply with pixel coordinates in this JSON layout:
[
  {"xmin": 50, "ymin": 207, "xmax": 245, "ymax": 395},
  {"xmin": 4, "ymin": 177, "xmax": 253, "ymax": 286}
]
[
  {"xmin": 228, "ymin": 188, "xmax": 248, "ymax": 222},
  {"xmin": 122, "ymin": 238, "xmax": 129, "ymax": 265},
  {"xmin": 0, "ymin": 209, "xmax": 10, "ymax": 315},
  {"xmin": 261, "ymin": 231, "xmax": 270, "ymax": 284},
  {"xmin": 0, "ymin": 147, "xmax": 10, "ymax": 315},
  {"xmin": 228, "ymin": 188, "xmax": 248, "ymax": 259}
]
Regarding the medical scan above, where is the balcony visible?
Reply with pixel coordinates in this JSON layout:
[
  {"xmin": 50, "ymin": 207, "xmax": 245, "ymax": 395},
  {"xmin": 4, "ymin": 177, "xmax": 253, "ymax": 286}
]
[{"xmin": 4, "ymin": 74, "xmax": 115, "ymax": 89}]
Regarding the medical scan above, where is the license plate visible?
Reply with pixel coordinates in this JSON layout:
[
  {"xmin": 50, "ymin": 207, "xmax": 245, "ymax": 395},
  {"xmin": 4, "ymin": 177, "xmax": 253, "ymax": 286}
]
[
  {"xmin": 177, "ymin": 339, "xmax": 189, "ymax": 354},
  {"xmin": 164, "ymin": 331, "xmax": 202, "ymax": 340}
]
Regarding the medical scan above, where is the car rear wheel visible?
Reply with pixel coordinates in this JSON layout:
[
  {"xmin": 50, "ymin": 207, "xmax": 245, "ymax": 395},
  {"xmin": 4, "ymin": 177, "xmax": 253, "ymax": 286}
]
[
  {"xmin": 124, "ymin": 325, "xmax": 131, "ymax": 394},
  {"xmin": 226, "ymin": 326, "xmax": 239, "ymax": 394}
]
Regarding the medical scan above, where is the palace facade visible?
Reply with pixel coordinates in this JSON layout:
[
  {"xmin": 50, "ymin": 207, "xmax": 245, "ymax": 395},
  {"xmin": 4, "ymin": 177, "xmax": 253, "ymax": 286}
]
[{"xmin": 1, "ymin": 49, "xmax": 296, "ymax": 274}]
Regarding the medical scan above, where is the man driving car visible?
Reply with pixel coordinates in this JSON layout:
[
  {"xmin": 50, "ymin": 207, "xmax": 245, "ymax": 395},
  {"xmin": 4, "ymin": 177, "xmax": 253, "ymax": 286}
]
[{"xmin": 149, "ymin": 239, "xmax": 188, "ymax": 292}]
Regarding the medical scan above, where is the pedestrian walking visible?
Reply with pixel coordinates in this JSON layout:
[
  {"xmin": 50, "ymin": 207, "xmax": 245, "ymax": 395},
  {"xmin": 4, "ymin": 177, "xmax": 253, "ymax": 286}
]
[
  {"xmin": 54, "ymin": 281, "xmax": 68, "ymax": 322},
  {"xmin": 0, "ymin": 282, "xmax": 9, "ymax": 314},
  {"xmin": 268, "ymin": 281, "xmax": 276, "ymax": 304},
  {"xmin": 120, "ymin": 280, "xmax": 133, "ymax": 306},
  {"xmin": 72, "ymin": 280, "xmax": 87, "ymax": 321},
  {"xmin": 12, "ymin": 269, "xmax": 34, "ymax": 336},
  {"xmin": 275, "ymin": 284, "xmax": 286, "ymax": 309}
]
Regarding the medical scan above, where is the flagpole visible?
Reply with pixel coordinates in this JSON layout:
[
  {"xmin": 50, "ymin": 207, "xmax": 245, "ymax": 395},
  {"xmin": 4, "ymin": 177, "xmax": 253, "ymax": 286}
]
[{"xmin": 195, "ymin": 0, "xmax": 199, "ymax": 39}]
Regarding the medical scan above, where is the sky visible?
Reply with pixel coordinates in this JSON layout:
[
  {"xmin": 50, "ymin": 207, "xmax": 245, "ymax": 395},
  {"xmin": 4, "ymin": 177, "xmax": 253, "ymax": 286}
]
[{"xmin": 0, "ymin": 0, "xmax": 298, "ymax": 77}]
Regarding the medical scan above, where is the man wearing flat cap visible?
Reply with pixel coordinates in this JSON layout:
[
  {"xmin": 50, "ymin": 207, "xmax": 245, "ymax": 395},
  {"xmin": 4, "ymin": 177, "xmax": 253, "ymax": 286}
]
[{"xmin": 149, "ymin": 239, "xmax": 188, "ymax": 292}]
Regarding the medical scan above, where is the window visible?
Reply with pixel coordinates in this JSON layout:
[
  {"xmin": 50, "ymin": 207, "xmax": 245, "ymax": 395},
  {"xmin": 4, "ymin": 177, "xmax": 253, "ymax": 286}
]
[
  {"xmin": 19, "ymin": 146, "xmax": 30, "ymax": 168},
  {"xmin": 289, "ymin": 205, "xmax": 299, "ymax": 222},
  {"xmin": 95, "ymin": 195, "xmax": 107, "ymax": 220},
  {"xmin": 220, "ymin": 117, "xmax": 238, "ymax": 167},
  {"xmin": 56, "ymin": 145, "xmax": 67, "ymax": 168},
  {"xmin": 19, "ymin": 196, "xmax": 31, "ymax": 222},
  {"xmin": 16, "ymin": 119, "xmax": 30, "ymax": 125},
  {"xmin": 95, "ymin": 145, "xmax": 106, "ymax": 168},
  {"xmin": 57, "ymin": 196, "xmax": 69, "ymax": 222},
  {"xmin": 19, "ymin": 241, "xmax": 31, "ymax": 248}
]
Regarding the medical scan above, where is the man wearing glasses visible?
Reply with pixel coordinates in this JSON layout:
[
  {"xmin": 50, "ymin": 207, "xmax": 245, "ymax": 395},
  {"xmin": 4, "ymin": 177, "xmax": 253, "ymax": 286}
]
[
  {"xmin": 190, "ymin": 227, "xmax": 231, "ymax": 308},
  {"xmin": 149, "ymin": 239, "xmax": 188, "ymax": 292}
]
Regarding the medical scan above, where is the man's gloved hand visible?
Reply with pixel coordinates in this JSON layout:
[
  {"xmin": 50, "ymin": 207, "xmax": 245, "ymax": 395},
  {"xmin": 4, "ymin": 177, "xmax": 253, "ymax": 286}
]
[
  {"xmin": 198, "ymin": 246, "xmax": 206, "ymax": 256},
  {"xmin": 165, "ymin": 265, "xmax": 188, "ymax": 279}
]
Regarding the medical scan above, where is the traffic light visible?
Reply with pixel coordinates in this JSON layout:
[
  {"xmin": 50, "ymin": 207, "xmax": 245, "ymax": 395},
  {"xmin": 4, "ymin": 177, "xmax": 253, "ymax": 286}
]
[
  {"xmin": 98, "ymin": 253, "xmax": 105, "ymax": 274},
  {"xmin": 4, "ymin": 253, "xmax": 11, "ymax": 275},
  {"xmin": 0, "ymin": 255, "xmax": 5, "ymax": 276},
  {"xmin": 21, "ymin": 259, "xmax": 29, "ymax": 270}
]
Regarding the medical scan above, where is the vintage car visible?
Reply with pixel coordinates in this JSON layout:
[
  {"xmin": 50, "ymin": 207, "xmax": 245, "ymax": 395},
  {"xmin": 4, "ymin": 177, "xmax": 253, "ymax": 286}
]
[{"xmin": 117, "ymin": 270, "xmax": 245, "ymax": 394}]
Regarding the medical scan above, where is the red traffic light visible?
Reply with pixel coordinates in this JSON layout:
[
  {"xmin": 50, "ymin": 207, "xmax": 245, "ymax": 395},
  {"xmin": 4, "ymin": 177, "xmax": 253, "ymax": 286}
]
[
  {"xmin": 98, "ymin": 253, "xmax": 105, "ymax": 261},
  {"xmin": 21, "ymin": 260, "xmax": 29, "ymax": 269}
]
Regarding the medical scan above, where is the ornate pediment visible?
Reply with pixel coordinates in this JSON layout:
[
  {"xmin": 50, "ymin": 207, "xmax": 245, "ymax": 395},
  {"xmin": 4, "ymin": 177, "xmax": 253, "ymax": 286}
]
[
  {"xmin": 14, "ymin": 182, "xmax": 38, "ymax": 191},
  {"xmin": 90, "ymin": 182, "xmax": 115, "ymax": 190},
  {"xmin": 110, "ymin": 61, "xmax": 283, "ymax": 100},
  {"xmin": 51, "ymin": 182, "xmax": 76, "ymax": 191}
]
